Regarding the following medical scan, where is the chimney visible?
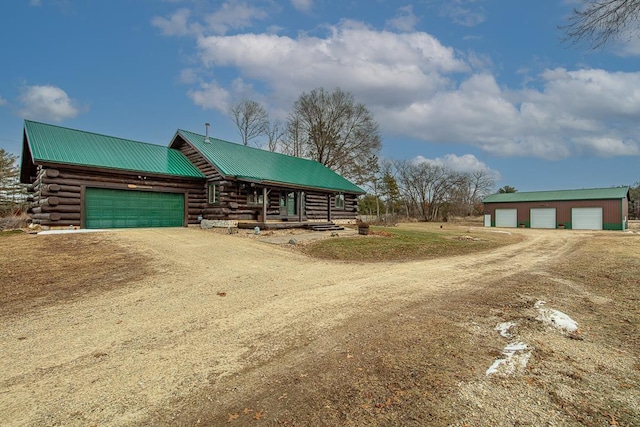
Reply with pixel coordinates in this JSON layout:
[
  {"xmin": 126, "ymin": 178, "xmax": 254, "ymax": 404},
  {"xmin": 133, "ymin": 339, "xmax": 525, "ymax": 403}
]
[{"xmin": 204, "ymin": 122, "xmax": 211, "ymax": 143}]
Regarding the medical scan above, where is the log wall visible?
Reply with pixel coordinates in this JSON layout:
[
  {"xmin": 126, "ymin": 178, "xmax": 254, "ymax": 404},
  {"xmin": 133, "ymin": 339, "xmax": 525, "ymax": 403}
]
[
  {"xmin": 203, "ymin": 184, "xmax": 285, "ymax": 221},
  {"xmin": 26, "ymin": 166, "xmax": 205, "ymax": 228},
  {"xmin": 305, "ymin": 192, "xmax": 359, "ymax": 220}
]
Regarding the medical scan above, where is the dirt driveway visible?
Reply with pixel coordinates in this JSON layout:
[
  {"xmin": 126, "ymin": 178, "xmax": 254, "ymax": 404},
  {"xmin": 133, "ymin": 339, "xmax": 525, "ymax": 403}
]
[{"xmin": 1, "ymin": 226, "xmax": 638, "ymax": 426}]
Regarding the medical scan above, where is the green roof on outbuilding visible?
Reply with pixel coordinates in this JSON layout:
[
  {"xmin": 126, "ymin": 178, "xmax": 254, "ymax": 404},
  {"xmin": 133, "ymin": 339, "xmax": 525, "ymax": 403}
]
[
  {"xmin": 483, "ymin": 187, "xmax": 630, "ymax": 203},
  {"xmin": 23, "ymin": 120, "xmax": 205, "ymax": 178},
  {"xmin": 175, "ymin": 129, "xmax": 365, "ymax": 194}
]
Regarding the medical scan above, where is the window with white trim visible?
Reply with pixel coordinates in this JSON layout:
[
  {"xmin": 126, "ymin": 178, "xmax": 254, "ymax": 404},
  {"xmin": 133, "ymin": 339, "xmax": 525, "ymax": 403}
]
[
  {"xmin": 335, "ymin": 193, "xmax": 345, "ymax": 210},
  {"xmin": 208, "ymin": 183, "xmax": 220, "ymax": 204},
  {"xmin": 248, "ymin": 190, "xmax": 268, "ymax": 205}
]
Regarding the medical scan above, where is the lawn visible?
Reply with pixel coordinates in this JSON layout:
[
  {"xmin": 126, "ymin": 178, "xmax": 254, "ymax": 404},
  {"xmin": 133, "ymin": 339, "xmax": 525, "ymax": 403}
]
[{"xmin": 303, "ymin": 223, "xmax": 522, "ymax": 262}]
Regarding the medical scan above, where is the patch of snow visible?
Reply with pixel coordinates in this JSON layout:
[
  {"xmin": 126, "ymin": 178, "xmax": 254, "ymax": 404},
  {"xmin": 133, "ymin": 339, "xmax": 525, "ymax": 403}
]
[
  {"xmin": 494, "ymin": 321, "xmax": 516, "ymax": 338},
  {"xmin": 486, "ymin": 341, "xmax": 531, "ymax": 376},
  {"xmin": 503, "ymin": 341, "xmax": 528, "ymax": 352},
  {"xmin": 534, "ymin": 300, "xmax": 546, "ymax": 309},
  {"xmin": 535, "ymin": 300, "xmax": 578, "ymax": 333}
]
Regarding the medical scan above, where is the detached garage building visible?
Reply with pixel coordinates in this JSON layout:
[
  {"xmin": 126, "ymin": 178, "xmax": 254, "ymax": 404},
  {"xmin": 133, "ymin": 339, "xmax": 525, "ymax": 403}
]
[{"xmin": 483, "ymin": 187, "xmax": 630, "ymax": 230}]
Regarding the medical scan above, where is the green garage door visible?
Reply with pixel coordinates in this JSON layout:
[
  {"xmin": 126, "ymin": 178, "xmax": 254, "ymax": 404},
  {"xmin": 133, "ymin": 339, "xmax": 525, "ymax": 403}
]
[{"xmin": 85, "ymin": 188, "xmax": 184, "ymax": 229}]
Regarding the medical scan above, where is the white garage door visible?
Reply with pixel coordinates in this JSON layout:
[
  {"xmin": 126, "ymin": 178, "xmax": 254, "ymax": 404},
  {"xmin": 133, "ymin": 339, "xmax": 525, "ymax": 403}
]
[
  {"xmin": 530, "ymin": 208, "xmax": 556, "ymax": 229},
  {"xmin": 572, "ymin": 207, "xmax": 603, "ymax": 230},
  {"xmin": 495, "ymin": 208, "xmax": 518, "ymax": 228}
]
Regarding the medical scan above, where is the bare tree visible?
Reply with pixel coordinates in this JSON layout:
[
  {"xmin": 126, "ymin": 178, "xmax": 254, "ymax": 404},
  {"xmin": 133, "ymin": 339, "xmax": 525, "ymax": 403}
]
[
  {"xmin": 281, "ymin": 116, "xmax": 306, "ymax": 158},
  {"xmin": 563, "ymin": 0, "xmax": 640, "ymax": 49},
  {"xmin": 458, "ymin": 170, "xmax": 496, "ymax": 216},
  {"xmin": 395, "ymin": 160, "xmax": 461, "ymax": 221},
  {"xmin": 265, "ymin": 119, "xmax": 285, "ymax": 152},
  {"xmin": 379, "ymin": 160, "xmax": 402, "ymax": 219},
  {"xmin": 287, "ymin": 87, "xmax": 382, "ymax": 183},
  {"xmin": 229, "ymin": 100, "xmax": 269, "ymax": 146},
  {"xmin": 359, "ymin": 155, "xmax": 381, "ymax": 217}
]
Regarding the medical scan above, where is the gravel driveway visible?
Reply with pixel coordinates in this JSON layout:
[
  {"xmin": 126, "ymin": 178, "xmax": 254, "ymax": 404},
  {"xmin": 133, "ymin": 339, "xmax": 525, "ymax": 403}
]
[{"xmin": 2, "ymin": 226, "xmax": 632, "ymax": 426}]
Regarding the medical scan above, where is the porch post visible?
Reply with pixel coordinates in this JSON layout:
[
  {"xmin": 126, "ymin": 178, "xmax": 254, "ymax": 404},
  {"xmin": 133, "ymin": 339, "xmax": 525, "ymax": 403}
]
[
  {"xmin": 327, "ymin": 194, "xmax": 332, "ymax": 222},
  {"xmin": 262, "ymin": 187, "xmax": 268, "ymax": 223},
  {"xmin": 298, "ymin": 191, "xmax": 303, "ymax": 222}
]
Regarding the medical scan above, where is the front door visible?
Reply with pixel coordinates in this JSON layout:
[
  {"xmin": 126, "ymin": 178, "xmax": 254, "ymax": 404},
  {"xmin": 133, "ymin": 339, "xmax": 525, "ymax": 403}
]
[
  {"xmin": 287, "ymin": 192, "xmax": 297, "ymax": 216},
  {"xmin": 280, "ymin": 191, "xmax": 297, "ymax": 217}
]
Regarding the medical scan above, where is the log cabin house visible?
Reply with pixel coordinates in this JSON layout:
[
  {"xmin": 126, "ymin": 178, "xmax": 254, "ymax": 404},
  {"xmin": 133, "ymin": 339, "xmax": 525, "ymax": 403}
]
[{"xmin": 20, "ymin": 120, "xmax": 365, "ymax": 229}]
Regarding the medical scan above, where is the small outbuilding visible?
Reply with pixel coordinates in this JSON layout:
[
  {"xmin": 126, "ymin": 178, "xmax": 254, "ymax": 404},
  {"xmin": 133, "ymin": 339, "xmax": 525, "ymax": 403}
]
[{"xmin": 482, "ymin": 187, "xmax": 630, "ymax": 230}]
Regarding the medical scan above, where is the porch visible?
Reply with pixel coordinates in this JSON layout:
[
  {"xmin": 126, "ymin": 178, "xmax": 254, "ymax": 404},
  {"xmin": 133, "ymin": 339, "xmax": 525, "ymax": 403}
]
[{"xmin": 237, "ymin": 221, "xmax": 344, "ymax": 231}]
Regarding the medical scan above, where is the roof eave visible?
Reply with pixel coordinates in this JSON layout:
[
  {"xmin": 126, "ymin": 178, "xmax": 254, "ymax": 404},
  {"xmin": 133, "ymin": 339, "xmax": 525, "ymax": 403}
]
[
  {"xmin": 253, "ymin": 178, "xmax": 364, "ymax": 194},
  {"xmin": 34, "ymin": 160, "xmax": 204, "ymax": 180}
]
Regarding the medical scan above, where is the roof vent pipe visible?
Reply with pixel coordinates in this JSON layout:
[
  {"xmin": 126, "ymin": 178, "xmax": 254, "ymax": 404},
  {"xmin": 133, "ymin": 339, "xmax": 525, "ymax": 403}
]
[{"xmin": 204, "ymin": 122, "xmax": 211, "ymax": 143}]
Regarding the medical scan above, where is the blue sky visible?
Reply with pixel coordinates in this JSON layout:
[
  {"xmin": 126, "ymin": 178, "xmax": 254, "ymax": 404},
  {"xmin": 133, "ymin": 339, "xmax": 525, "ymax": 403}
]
[{"xmin": 1, "ymin": 0, "xmax": 639, "ymax": 192}]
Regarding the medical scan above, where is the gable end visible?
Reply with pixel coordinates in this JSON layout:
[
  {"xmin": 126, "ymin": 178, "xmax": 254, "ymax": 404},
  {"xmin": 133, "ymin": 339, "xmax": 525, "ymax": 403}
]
[{"xmin": 170, "ymin": 133, "xmax": 224, "ymax": 181}]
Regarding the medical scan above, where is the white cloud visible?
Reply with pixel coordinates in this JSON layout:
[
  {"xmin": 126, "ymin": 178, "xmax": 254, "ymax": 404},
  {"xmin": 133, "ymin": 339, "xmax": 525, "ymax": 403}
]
[
  {"xmin": 195, "ymin": 20, "xmax": 467, "ymax": 108},
  {"xmin": 204, "ymin": 1, "xmax": 268, "ymax": 35},
  {"xmin": 440, "ymin": 0, "xmax": 486, "ymax": 27},
  {"xmin": 379, "ymin": 68, "xmax": 640, "ymax": 159},
  {"xmin": 188, "ymin": 81, "xmax": 231, "ymax": 112},
  {"xmin": 18, "ymin": 85, "xmax": 81, "ymax": 122},
  {"xmin": 572, "ymin": 135, "xmax": 640, "ymax": 157},
  {"xmin": 179, "ymin": 68, "xmax": 199, "ymax": 84},
  {"xmin": 152, "ymin": 8, "xmax": 201, "ymax": 36},
  {"xmin": 291, "ymin": 0, "xmax": 313, "ymax": 13},
  {"xmin": 386, "ymin": 5, "xmax": 419, "ymax": 32},
  {"xmin": 29, "ymin": 0, "xmax": 42, "ymax": 6},
  {"xmin": 414, "ymin": 153, "xmax": 500, "ymax": 178},
  {"xmin": 152, "ymin": 2, "xmax": 268, "ymax": 37}
]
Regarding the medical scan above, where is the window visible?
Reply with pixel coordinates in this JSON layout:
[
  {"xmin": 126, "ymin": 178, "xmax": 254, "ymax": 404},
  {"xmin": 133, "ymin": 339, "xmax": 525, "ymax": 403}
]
[
  {"xmin": 335, "ymin": 193, "xmax": 345, "ymax": 210},
  {"xmin": 208, "ymin": 183, "xmax": 220, "ymax": 204},
  {"xmin": 248, "ymin": 190, "xmax": 267, "ymax": 205}
]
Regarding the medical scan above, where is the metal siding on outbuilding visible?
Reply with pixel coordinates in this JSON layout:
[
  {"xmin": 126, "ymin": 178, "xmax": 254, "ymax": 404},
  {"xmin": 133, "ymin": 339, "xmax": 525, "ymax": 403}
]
[
  {"xmin": 85, "ymin": 188, "xmax": 184, "ymax": 229},
  {"xmin": 495, "ymin": 208, "xmax": 517, "ymax": 228},
  {"xmin": 483, "ymin": 187, "xmax": 629, "ymax": 231},
  {"xmin": 530, "ymin": 208, "xmax": 556, "ymax": 229},
  {"xmin": 571, "ymin": 207, "xmax": 603, "ymax": 230}
]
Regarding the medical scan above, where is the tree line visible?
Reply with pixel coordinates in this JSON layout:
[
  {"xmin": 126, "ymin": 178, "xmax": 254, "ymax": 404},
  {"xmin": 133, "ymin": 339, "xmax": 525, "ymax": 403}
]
[{"xmin": 357, "ymin": 158, "xmax": 496, "ymax": 222}]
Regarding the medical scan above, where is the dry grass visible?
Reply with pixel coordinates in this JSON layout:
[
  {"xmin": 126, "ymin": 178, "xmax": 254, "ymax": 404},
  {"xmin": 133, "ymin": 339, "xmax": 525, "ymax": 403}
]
[
  {"xmin": 0, "ymin": 212, "xmax": 30, "ymax": 231},
  {"xmin": 303, "ymin": 223, "xmax": 521, "ymax": 262},
  {"xmin": 0, "ymin": 231, "xmax": 152, "ymax": 317}
]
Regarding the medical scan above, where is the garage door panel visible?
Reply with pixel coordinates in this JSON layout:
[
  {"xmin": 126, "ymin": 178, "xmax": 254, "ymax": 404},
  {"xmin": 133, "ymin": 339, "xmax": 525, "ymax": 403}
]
[
  {"xmin": 530, "ymin": 208, "xmax": 556, "ymax": 229},
  {"xmin": 86, "ymin": 188, "xmax": 184, "ymax": 229},
  {"xmin": 572, "ymin": 207, "xmax": 602, "ymax": 230},
  {"xmin": 495, "ymin": 208, "xmax": 517, "ymax": 228}
]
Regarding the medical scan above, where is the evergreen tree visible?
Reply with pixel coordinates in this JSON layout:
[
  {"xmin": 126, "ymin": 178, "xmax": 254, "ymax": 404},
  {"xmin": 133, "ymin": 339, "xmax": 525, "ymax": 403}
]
[{"xmin": 0, "ymin": 149, "xmax": 26, "ymax": 215}]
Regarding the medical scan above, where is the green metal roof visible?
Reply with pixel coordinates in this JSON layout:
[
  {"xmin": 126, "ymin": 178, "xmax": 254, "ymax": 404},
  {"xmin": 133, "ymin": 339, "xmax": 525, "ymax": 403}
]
[
  {"xmin": 175, "ymin": 129, "xmax": 365, "ymax": 194},
  {"xmin": 23, "ymin": 120, "xmax": 204, "ymax": 178},
  {"xmin": 483, "ymin": 187, "xmax": 630, "ymax": 203}
]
